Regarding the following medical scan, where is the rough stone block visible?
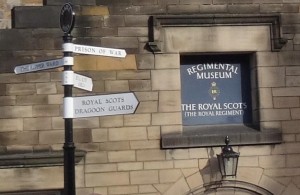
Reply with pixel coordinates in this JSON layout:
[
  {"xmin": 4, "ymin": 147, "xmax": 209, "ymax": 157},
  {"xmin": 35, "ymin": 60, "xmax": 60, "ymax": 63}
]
[
  {"xmin": 228, "ymin": 4, "xmax": 259, "ymax": 13},
  {"xmin": 0, "ymin": 73, "xmax": 25, "ymax": 84},
  {"xmin": 6, "ymin": 83, "xmax": 36, "ymax": 95},
  {"xmin": 259, "ymin": 155, "xmax": 286, "ymax": 168},
  {"xmin": 86, "ymin": 172, "xmax": 130, "ymax": 187},
  {"xmin": 256, "ymin": 52, "xmax": 279, "ymax": 66},
  {"xmin": 137, "ymin": 149, "xmax": 166, "ymax": 161},
  {"xmin": 258, "ymin": 67, "xmax": 285, "ymax": 87},
  {"xmin": 259, "ymin": 175, "xmax": 285, "ymax": 195},
  {"xmin": 39, "ymin": 130, "xmax": 64, "ymax": 144},
  {"xmin": 152, "ymin": 112, "xmax": 182, "ymax": 125},
  {"xmin": 274, "ymin": 97, "xmax": 299, "ymax": 108},
  {"xmin": 168, "ymin": 5, "xmax": 200, "ymax": 13},
  {"xmin": 134, "ymin": 92, "xmax": 158, "ymax": 101},
  {"xmin": 130, "ymin": 170, "xmax": 159, "ymax": 185},
  {"xmin": 199, "ymin": 4, "xmax": 227, "ymax": 13},
  {"xmin": 174, "ymin": 159, "xmax": 198, "ymax": 168},
  {"xmin": 99, "ymin": 141, "xmax": 130, "ymax": 151},
  {"xmin": 186, "ymin": 172, "xmax": 204, "ymax": 190},
  {"xmin": 144, "ymin": 161, "xmax": 173, "ymax": 170},
  {"xmin": 135, "ymin": 101, "xmax": 158, "ymax": 113},
  {"xmin": 117, "ymin": 70, "xmax": 150, "ymax": 80},
  {"xmin": 155, "ymin": 54, "xmax": 179, "ymax": 69},
  {"xmin": 291, "ymin": 108, "xmax": 300, "ymax": 119},
  {"xmin": 74, "ymin": 118, "xmax": 99, "ymax": 128},
  {"xmin": 159, "ymin": 91, "xmax": 181, "ymax": 112},
  {"xmin": 85, "ymin": 163, "xmax": 117, "ymax": 173},
  {"xmin": 0, "ymin": 131, "xmax": 38, "ymax": 145},
  {"xmin": 0, "ymin": 106, "xmax": 32, "ymax": 118},
  {"xmin": 282, "ymin": 120, "xmax": 300, "ymax": 133},
  {"xmin": 108, "ymin": 186, "xmax": 138, "ymax": 195},
  {"xmin": 0, "ymin": 96, "xmax": 16, "ymax": 106},
  {"xmin": 108, "ymin": 150, "xmax": 136, "ymax": 162},
  {"xmin": 0, "ymin": 167, "xmax": 63, "ymax": 192},
  {"xmin": 118, "ymin": 27, "xmax": 148, "ymax": 37},
  {"xmin": 12, "ymin": 6, "xmax": 60, "ymax": 28},
  {"xmin": 129, "ymin": 80, "xmax": 151, "ymax": 91},
  {"xmin": 105, "ymin": 80, "xmax": 129, "ymax": 92},
  {"xmin": 287, "ymin": 154, "xmax": 300, "ymax": 167},
  {"xmin": 279, "ymin": 51, "xmax": 300, "ymax": 65},
  {"xmin": 117, "ymin": 162, "xmax": 143, "ymax": 171},
  {"xmin": 25, "ymin": 72, "xmax": 50, "ymax": 82},
  {"xmin": 125, "ymin": 15, "xmax": 149, "ymax": 27},
  {"xmin": 151, "ymin": 69, "xmax": 180, "ymax": 90},
  {"xmin": 16, "ymin": 95, "xmax": 48, "ymax": 105},
  {"xmin": 36, "ymin": 83, "xmax": 57, "ymax": 94},
  {"xmin": 239, "ymin": 156, "xmax": 258, "ymax": 167},
  {"xmin": 0, "ymin": 118, "xmax": 23, "ymax": 132},
  {"xmin": 80, "ymin": 6, "xmax": 109, "ymax": 16},
  {"xmin": 130, "ymin": 140, "xmax": 160, "ymax": 149},
  {"xmin": 286, "ymin": 76, "xmax": 300, "ymax": 86},
  {"xmin": 260, "ymin": 108, "xmax": 291, "ymax": 121},
  {"xmin": 163, "ymin": 177, "xmax": 190, "ymax": 195},
  {"xmin": 100, "ymin": 115, "xmax": 123, "ymax": 128},
  {"xmin": 273, "ymin": 87, "xmax": 300, "ymax": 97},
  {"xmin": 109, "ymin": 127, "xmax": 147, "ymax": 141},
  {"xmin": 24, "ymin": 117, "xmax": 52, "ymax": 130},
  {"xmin": 159, "ymin": 169, "xmax": 182, "ymax": 183},
  {"xmin": 32, "ymin": 105, "xmax": 60, "ymax": 117},
  {"xmin": 124, "ymin": 114, "xmax": 151, "ymax": 126},
  {"xmin": 92, "ymin": 128, "xmax": 108, "ymax": 142},
  {"xmin": 101, "ymin": 37, "xmax": 139, "ymax": 49},
  {"xmin": 239, "ymin": 145, "xmax": 272, "ymax": 156},
  {"xmin": 85, "ymin": 151, "xmax": 108, "ymax": 164},
  {"xmin": 45, "ymin": 0, "xmax": 96, "ymax": 5}
]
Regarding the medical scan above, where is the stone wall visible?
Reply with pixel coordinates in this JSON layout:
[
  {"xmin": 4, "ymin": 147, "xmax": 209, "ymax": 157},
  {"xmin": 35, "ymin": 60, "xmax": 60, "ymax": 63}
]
[{"xmin": 0, "ymin": 0, "xmax": 300, "ymax": 195}]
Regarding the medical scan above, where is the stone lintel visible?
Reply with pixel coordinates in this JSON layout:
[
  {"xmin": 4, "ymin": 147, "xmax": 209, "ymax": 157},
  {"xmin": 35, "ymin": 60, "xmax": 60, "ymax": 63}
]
[
  {"xmin": 148, "ymin": 14, "xmax": 287, "ymax": 53},
  {"xmin": 161, "ymin": 125, "xmax": 282, "ymax": 148},
  {"xmin": 0, "ymin": 150, "xmax": 86, "ymax": 168}
]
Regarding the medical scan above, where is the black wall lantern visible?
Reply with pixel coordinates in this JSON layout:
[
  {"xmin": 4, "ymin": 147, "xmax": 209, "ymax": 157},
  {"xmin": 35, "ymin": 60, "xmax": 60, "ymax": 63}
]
[{"xmin": 217, "ymin": 136, "xmax": 240, "ymax": 177}]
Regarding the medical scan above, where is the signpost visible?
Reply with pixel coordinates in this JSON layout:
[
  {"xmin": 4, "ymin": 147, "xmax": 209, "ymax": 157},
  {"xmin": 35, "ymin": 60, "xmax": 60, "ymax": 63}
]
[
  {"xmin": 13, "ymin": 3, "xmax": 137, "ymax": 195},
  {"xmin": 72, "ymin": 43, "xmax": 127, "ymax": 58},
  {"xmin": 14, "ymin": 58, "xmax": 65, "ymax": 74},
  {"xmin": 73, "ymin": 73, "xmax": 93, "ymax": 91},
  {"xmin": 72, "ymin": 92, "xmax": 138, "ymax": 118}
]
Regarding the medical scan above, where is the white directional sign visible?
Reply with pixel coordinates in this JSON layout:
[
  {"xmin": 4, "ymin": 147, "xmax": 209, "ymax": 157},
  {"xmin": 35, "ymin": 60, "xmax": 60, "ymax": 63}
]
[
  {"xmin": 72, "ymin": 44, "xmax": 127, "ymax": 58},
  {"xmin": 73, "ymin": 73, "xmax": 93, "ymax": 91},
  {"xmin": 72, "ymin": 92, "xmax": 139, "ymax": 118},
  {"xmin": 14, "ymin": 58, "xmax": 65, "ymax": 74}
]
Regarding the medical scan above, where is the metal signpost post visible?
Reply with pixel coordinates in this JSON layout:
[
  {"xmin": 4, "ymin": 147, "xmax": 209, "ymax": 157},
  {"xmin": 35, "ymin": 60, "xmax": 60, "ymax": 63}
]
[
  {"xmin": 60, "ymin": 3, "xmax": 130, "ymax": 195},
  {"xmin": 60, "ymin": 3, "xmax": 76, "ymax": 195}
]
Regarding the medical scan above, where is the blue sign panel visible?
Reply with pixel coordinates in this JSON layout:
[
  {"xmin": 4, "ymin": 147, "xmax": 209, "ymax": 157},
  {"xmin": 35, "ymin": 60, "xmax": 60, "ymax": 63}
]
[{"xmin": 181, "ymin": 54, "xmax": 252, "ymax": 126}]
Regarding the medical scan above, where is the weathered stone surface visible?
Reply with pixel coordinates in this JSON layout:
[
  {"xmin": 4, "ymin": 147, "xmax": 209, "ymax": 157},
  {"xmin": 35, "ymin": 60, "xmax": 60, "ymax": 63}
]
[
  {"xmin": 45, "ymin": 0, "xmax": 96, "ymax": 5},
  {"xmin": 12, "ymin": 6, "xmax": 60, "ymax": 28}
]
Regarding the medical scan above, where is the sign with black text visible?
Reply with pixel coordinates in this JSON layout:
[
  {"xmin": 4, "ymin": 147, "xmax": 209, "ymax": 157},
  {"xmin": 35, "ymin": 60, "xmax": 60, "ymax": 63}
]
[{"xmin": 73, "ymin": 92, "xmax": 139, "ymax": 118}]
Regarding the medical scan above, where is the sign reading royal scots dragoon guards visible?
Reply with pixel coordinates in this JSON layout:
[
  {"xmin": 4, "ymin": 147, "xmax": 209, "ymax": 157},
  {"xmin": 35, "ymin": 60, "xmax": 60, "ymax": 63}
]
[{"xmin": 181, "ymin": 54, "xmax": 252, "ymax": 126}]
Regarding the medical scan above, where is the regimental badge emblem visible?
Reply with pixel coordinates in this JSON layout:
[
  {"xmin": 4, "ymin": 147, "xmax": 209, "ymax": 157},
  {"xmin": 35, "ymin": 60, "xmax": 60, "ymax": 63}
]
[{"xmin": 209, "ymin": 82, "xmax": 220, "ymax": 100}]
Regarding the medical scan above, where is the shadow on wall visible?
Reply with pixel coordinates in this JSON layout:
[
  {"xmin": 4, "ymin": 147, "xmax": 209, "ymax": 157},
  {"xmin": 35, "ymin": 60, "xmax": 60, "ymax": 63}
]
[{"xmin": 200, "ymin": 148, "xmax": 222, "ymax": 185}]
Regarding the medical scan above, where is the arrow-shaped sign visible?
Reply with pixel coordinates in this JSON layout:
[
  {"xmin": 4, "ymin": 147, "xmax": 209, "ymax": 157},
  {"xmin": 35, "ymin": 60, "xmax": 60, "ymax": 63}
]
[
  {"xmin": 68, "ymin": 92, "xmax": 139, "ymax": 118},
  {"xmin": 14, "ymin": 58, "xmax": 65, "ymax": 74},
  {"xmin": 72, "ymin": 44, "xmax": 127, "ymax": 58},
  {"xmin": 73, "ymin": 73, "xmax": 93, "ymax": 91}
]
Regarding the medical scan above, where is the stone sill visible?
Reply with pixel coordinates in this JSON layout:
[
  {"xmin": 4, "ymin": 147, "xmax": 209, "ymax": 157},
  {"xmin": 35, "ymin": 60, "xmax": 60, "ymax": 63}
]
[
  {"xmin": 161, "ymin": 125, "xmax": 282, "ymax": 148},
  {"xmin": 0, "ymin": 150, "xmax": 86, "ymax": 168}
]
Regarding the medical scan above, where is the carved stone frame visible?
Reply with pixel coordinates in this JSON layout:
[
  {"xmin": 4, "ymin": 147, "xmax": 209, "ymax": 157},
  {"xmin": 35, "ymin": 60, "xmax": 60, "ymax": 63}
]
[{"xmin": 147, "ymin": 14, "xmax": 286, "ymax": 148}]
